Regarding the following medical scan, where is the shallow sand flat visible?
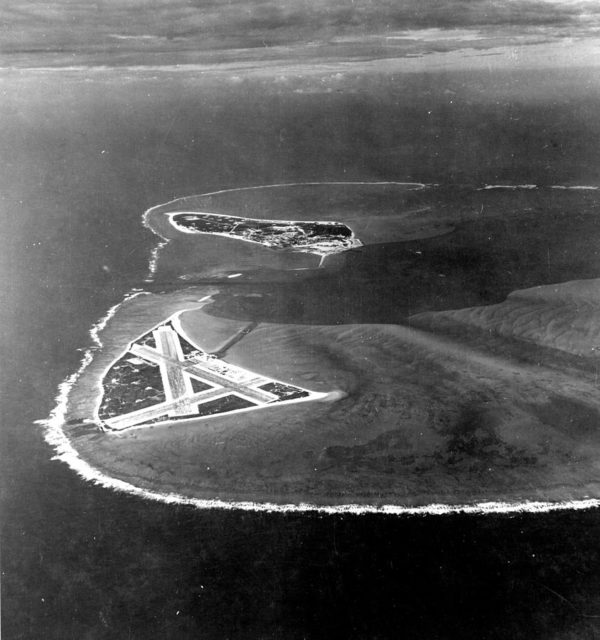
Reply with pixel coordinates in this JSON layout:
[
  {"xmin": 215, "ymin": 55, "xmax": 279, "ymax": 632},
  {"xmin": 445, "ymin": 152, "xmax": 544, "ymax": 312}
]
[
  {"xmin": 59, "ymin": 185, "xmax": 600, "ymax": 509},
  {"xmin": 143, "ymin": 183, "xmax": 463, "ymax": 283},
  {"xmin": 144, "ymin": 184, "xmax": 600, "ymax": 331},
  {"xmin": 66, "ymin": 293, "xmax": 600, "ymax": 507},
  {"xmin": 148, "ymin": 231, "xmax": 321, "ymax": 284},
  {"xmin": 177, "ymin": 309, "xmax": 254, "ymax": 354},
  {"xmin": 64, "ymin": 289, "xmax": 218, "ymax": 424},
  {"xmin": 411, "ymin": 278, "xmax": 600, "ymax": 359}
]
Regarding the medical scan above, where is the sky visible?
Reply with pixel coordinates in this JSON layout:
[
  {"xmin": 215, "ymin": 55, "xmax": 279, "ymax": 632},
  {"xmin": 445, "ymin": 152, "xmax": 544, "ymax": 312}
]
[{"xmin": 2, "ymin": 0, "xmax": 600, "ymax": 67}]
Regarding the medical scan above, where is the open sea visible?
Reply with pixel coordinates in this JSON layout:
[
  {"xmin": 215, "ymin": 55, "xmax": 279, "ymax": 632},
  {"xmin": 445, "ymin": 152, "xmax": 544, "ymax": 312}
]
[{"xmin": 3, "ymin": 66, "xmax": 600, "ymax": 638}]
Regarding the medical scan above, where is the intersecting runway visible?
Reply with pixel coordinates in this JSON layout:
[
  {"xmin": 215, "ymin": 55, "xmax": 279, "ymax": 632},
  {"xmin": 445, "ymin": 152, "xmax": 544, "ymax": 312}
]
[{"xmin": 102, "ymin": 323, "xmax": 316, "ymax": 431}]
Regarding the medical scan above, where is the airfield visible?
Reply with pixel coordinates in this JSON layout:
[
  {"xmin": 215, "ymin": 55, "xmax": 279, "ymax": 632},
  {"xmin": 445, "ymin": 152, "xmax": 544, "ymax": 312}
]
[{"xmin": 61, "ymin": 182, "xmax": 600, "ymax": 510}]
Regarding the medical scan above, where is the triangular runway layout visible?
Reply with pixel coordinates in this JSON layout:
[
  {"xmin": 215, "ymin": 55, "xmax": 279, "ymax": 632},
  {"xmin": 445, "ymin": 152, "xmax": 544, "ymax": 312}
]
[{"xmin": 98, "ymin": 321, "xmax": 321, "ymax": 431}]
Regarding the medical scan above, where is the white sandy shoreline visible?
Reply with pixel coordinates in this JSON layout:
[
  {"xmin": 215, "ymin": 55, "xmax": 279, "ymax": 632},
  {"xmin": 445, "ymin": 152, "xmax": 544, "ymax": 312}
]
[
  {"xmin": 39, "ymin": 181, "xmax": 600, "ymax": 516},
  {"xmin": 38, "ymin": 289, "xmax": 600, "ymax": 517}
]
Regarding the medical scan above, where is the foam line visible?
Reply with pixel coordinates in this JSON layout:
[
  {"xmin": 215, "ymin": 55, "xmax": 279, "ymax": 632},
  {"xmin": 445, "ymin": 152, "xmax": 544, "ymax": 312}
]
[
  {"xmin": 142, "ymin": 181, "xmax": 428, "ymax": 278},
  {"xmin": 34, "ymin": 404, "xmax": 600, "ymax": 516},
  {"xmin": 39, "ymin": 290, "xmax": 149, "ymax": 434},
  {"xmin": 144, "ymin": 240, "xmax": 168, "ymax": 282},
  {"xmin": 551, "ymin": 185, "xmax": 599, "ymax": 190},
  {"xmin": 197, "ymin": 181, "xmax": 428, "ymax": 198},
  {"xmin": 478, "ymin": 184, "xmax": 600, "ymax": 191},
  {"xmin": 90, "ymin": 292, "xmax": 148, "ymax": 347},
  {"xmin": 43, "ymin": 181, "xmax": 600, "ymax": 516},
  {"xmin": 40, "ymin": 293, "xmax": 600, "ymax": 516},
  {"xmin": 478, "ymin": 184, "xmax": 538, "ymax": 190},
  {"xmin": 34, "ymin": 359, "xmax": 600, "ymax": 517}
]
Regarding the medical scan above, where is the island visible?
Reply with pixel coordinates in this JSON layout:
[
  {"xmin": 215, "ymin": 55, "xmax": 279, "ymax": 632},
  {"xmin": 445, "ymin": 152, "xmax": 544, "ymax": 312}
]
[
  {"xmin": 170, "ymin": 212, "xmax": 360, "ymax": 257},
  {"xmin": 51, "ymin": 182, "xmax": 600, "ymax": 512}
]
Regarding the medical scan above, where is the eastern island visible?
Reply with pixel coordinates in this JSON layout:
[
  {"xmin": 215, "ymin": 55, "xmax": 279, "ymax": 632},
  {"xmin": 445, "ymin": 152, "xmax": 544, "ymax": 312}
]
[{"xmin": 57, "ymin": 182, "xmax": 600, "ymax": 511}]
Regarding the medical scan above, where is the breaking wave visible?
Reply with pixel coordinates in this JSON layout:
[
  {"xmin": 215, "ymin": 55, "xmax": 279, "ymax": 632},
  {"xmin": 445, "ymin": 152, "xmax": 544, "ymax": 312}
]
[{"xmin": 40, "ymin": 180, "xmax": 600, "ymax": 516}]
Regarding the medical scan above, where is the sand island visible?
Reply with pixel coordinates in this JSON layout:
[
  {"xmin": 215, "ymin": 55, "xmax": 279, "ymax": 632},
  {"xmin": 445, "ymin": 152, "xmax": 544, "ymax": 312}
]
[{"xmin": 55, "ymin": 182, "xmax": 600, "ymax": 512}]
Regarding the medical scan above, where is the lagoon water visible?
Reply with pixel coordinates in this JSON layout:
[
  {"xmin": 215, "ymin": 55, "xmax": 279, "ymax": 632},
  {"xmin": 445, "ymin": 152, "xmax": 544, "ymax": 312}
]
[{"xmin": 4, "ymin": 66, "xmax": 600, "ymax": 638}]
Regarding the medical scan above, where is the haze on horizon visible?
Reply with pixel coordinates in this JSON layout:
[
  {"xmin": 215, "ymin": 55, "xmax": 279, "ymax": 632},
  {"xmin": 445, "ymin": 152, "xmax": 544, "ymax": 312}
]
[{"xmin": 3, "ymin": 0, "xmax": 600, "ymax": 69}]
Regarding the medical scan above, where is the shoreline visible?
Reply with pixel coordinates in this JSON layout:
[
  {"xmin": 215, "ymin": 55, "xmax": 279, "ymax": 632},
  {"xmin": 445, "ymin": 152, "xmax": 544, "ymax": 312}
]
[
  {"xmin": 37, "ymin": 339, "xmax": 600, "ymax": 517},
  {"xmin": 167, "ymin": 211, "xmax": 363, "ymax": 257},
  {"xmin": 41, "ymin": 181, "xmax": 600, "ymax": 516},
  {"xmin": 40, "ymin": 285, "xmax": 600, "ymax": 514}
]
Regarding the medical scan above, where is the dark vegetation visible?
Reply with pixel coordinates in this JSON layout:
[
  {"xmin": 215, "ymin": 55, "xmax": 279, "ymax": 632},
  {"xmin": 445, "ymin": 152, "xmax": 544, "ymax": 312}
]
[
  {"xmin": 137, "ymin": 331, "xmax": 156, "ymax": 350},
  {"xmin": 177, "ymin": 330, "xmax": 200, "ymax": 357},
  {"xmin": 260, "ymin": 381, "xmax": 310, "ymax": 401},
  {"xmin": 6, "ymin": 66, "xmax": 600, "ymax": 639},
  {"xmin": 195, "ymin": 394, "xmax": 257, "ymax": 417},
  {"xmin": 98, "ymin": 356, "xmax": 165, "ymax": 421},
  {"xmin": 172, "ymin": 212, "xmax": 354, "ymax": 250},
  {"xmin": 207, "ymin": 207, "xmax": 600, "ymax": 325},
  {"xmin": 189, "ymin": 377, "xmax": 212, "ymax": 393},
  {"xmin": 98, "ymin": 327, "xmax": 311, "ymax": 426}
]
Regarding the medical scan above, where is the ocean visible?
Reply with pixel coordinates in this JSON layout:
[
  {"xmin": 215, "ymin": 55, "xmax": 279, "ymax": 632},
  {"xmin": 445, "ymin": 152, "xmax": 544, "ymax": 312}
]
[{"xmin": 3, "ymin": 65, "xmax": 600, "ymax": 638}]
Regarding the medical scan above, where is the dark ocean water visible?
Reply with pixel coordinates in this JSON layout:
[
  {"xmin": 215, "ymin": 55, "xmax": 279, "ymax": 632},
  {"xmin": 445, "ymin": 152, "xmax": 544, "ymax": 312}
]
[{"xmin": 3, "ymin": 67, "xmax": 600, "ymax": 638}]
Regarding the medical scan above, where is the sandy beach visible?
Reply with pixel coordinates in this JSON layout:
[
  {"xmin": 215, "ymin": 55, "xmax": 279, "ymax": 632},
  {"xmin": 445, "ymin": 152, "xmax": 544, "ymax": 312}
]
[{"xmin": 60, "ymin": 180, "xmax": 600, "ymax": 509}]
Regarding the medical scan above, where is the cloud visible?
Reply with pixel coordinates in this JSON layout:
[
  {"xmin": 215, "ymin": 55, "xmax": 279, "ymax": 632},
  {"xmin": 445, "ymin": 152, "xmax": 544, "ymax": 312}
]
[{"xmin": 1, "ymin": 0, "xmax": 600, "ymax": 58}]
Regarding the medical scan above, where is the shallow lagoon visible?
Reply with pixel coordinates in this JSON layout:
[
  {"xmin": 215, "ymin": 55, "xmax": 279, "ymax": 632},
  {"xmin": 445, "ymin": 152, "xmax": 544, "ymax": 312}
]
[{"xmin": 5, "ymin": 64, "xmax": 600, "ymax": 637}]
